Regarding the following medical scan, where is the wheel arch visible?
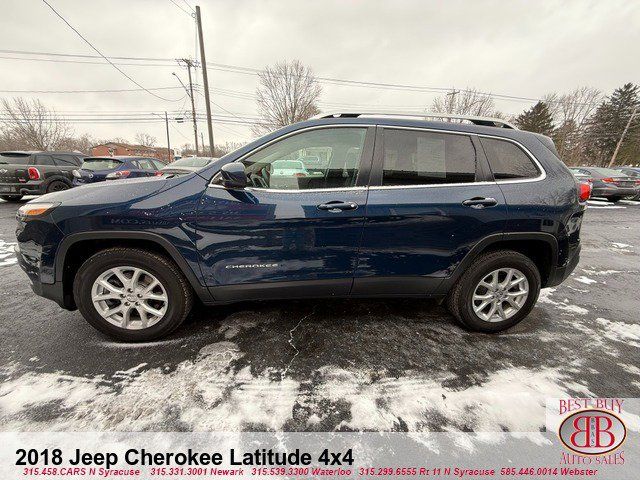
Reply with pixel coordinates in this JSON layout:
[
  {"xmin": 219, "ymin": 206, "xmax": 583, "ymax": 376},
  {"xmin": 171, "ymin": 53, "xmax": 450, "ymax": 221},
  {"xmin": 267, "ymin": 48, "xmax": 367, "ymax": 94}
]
[
  {"xmin": 56, "ymin": 232, "xmax": 212, "ymax": 308},
  {"xmin": 438, "ymin": 232, "xmax": 559, "ymax": 293}
]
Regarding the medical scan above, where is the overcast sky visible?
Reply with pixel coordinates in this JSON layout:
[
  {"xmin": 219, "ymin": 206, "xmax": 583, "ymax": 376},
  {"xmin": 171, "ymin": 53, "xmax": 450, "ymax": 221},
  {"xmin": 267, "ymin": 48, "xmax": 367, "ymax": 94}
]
[{"xmin": 1, "ymin": 0, "xmax": 639, "ymax": 150}]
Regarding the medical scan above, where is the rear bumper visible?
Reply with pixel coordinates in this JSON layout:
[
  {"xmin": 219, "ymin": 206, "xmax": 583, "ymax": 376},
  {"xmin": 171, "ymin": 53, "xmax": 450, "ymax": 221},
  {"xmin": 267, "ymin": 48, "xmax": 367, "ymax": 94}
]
[
  {"xmin": 546, "ymin": 243, "xmax": 581, "ymax": 288},
  {"xmin": 592, "ymin": 186, "xmax": 638, "ymax": 197},
  {"xmin": 0, "ymin": 181, "xmax": 45, "ymax": 196}
]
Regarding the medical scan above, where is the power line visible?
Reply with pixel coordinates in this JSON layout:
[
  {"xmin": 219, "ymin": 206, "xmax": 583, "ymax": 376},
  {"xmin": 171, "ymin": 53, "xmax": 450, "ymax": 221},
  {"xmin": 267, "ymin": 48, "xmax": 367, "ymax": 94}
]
[
  {"xmin": 40, "ymin": 0, "xmax": 180, "ymax": 102},
  {"xmin": 0, "ymin": 48, "xmax": 603, "ymax": 106},
  {"xmin": 0, "ymin": 86, "xmax": 184, "ymax": 94},
  {"xmin": 168, "ymin": 0, "xmax": 193, "ymax": 16}
]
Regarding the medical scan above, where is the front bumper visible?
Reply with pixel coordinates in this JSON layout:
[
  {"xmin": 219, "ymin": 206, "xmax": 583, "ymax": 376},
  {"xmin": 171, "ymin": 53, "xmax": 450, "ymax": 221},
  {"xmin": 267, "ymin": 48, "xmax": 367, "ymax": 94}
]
[{"xmin": 15, "ymin": 243, "xmax": 75, "ymax": 309}]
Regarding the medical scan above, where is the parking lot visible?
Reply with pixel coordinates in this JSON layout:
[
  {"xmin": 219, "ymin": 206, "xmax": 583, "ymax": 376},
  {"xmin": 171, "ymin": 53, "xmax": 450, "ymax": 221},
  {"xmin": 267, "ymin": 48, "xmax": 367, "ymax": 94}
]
[{"xmin": 0, "ymin": 197, "xmax": 639, "ymax": 432}]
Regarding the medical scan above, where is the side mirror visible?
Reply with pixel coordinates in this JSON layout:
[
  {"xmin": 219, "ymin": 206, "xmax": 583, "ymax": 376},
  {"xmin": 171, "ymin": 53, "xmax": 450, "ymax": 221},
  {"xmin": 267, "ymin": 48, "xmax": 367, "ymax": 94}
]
[{"xmin": 220, "ymin": 163, "xmax": 246, "ymax": 189}]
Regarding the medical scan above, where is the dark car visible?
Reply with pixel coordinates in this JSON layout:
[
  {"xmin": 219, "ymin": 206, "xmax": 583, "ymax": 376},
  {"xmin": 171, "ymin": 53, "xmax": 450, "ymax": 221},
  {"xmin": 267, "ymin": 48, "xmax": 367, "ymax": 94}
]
[
  {"xmin": 613, "ymin": 166, "xmax": 640, "ymax": 199},
  {"xmin": 72, "ymin": 156, "xmax": 163, "ymax": 186},
  {"xmin": 0, "ymin": 151, "xmax": 85, "ymax": 202},
  {"xmin": 16, "ymin": 112, "xmax": 586, "ymax": 341},
  {"xmin": 568, "ymin": 167, "xmax": 638, "ymax": 202},
  {"xmin": 158, "ymin": 156, "xmax": 217, "ymax": 176}
]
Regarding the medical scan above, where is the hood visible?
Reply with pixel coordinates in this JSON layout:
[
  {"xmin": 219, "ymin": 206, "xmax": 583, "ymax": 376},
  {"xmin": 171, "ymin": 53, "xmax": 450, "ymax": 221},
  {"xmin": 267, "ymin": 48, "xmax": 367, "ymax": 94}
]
[{"xmin": 33, "ymin": 176, "xmax": 169, "ymax": 206}]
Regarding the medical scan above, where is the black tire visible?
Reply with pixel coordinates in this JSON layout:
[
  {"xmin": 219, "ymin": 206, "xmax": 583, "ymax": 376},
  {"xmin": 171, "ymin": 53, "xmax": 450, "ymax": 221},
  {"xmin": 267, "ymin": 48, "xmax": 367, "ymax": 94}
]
[
  {"xmin": 0, "ymin": 195, "xmax": 23, "ymax": 202},
  {"xmin": 73, "ymin": 248, "xmax": 194, "ymax": 341},
  {"xmin": 47, "ymin": 180, "xmax": 70, "ymax": 193},
  {"xmin": 446, "ymin": 250, "xmax": 541, "ymax": 333}
]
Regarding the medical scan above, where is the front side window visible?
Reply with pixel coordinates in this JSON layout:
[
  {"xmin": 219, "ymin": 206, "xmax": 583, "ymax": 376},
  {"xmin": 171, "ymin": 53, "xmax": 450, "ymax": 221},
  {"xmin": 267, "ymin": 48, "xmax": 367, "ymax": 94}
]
[
  {"xmin": 481, "ymin": 137, "xmax": 540, "ymax": 180},
  {"xmin": 241, "ymin": 127, "xmax": 367, "ymax": 190},
  {"xmin": 382, "ymin": 129, "xmax": 476, "ymax": 186},
  {"xmin": 136, "ymin": 159, "xmax": 156, "ymax": 170}
]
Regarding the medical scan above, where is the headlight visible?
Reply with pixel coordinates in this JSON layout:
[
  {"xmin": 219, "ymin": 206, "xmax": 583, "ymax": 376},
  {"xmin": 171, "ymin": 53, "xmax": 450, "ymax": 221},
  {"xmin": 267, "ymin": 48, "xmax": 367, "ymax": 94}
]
[{"xmin": 17, "ymin": 202, "xmax": 60, "ymax": 218}]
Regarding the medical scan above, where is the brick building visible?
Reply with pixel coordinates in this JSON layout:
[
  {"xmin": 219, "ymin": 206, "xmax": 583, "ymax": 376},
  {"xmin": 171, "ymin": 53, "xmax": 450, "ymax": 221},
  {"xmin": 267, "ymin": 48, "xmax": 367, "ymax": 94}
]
[{"xmin": 91, "ymin": 142, "xmax": 173, "ymax": 164}]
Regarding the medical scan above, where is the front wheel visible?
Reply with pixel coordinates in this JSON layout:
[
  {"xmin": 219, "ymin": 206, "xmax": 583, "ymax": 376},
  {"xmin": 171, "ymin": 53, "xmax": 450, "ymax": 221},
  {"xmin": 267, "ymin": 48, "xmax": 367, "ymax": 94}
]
[
  {"xmin": 73, "ymin": 248, "xmax": 194, "ymax": 341},
  {"xmin": 446, "ymin": 250, "xmax": 541, "ymax": 332}
]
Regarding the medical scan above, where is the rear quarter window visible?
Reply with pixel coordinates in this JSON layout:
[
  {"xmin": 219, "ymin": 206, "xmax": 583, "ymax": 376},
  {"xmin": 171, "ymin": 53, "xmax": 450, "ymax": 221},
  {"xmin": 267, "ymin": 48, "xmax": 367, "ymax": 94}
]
[{"xmin": 480, "ymin": 137, "xmax": 541, "ymax": 180}]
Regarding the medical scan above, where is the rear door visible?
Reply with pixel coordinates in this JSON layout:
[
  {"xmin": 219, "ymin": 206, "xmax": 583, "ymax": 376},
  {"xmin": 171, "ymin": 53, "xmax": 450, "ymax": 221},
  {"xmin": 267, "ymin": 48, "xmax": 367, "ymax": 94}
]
[
  {"xmin": 197, "ymin": 125, "xmax": 375, "ymax": 302},
  {"xmin": 353, "ymin": 126, "xmax": 507, "ymax": 295}
]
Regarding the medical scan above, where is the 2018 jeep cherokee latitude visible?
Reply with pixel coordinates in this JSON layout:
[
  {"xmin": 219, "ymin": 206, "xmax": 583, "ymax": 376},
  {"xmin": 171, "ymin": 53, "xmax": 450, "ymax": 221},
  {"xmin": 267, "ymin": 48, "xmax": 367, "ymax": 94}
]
[{"xmin": 15, "ymin": 113, "xmax": 585, "ymax": 341}]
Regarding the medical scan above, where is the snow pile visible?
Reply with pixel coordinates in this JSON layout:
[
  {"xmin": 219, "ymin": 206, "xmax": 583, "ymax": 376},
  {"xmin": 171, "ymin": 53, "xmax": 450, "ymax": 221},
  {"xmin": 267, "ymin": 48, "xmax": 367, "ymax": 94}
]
[{"xmin": 0, "ymin": 240, "xmax": 17, "ymax": 267}]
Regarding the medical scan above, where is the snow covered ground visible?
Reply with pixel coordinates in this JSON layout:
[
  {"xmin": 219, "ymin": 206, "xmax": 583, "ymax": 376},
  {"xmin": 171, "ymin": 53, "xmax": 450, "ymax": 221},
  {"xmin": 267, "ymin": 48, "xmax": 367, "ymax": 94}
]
[{"xmin": 1, "ymin": 199, "xmax": 639, "ymax": 432}]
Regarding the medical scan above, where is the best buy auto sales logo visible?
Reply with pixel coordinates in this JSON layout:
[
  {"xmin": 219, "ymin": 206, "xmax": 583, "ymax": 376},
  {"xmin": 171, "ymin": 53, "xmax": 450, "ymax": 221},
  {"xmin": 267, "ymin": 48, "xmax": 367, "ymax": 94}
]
[{"xmin": 559, "ymin": 408, "xmax": 627, "ymax": 455}]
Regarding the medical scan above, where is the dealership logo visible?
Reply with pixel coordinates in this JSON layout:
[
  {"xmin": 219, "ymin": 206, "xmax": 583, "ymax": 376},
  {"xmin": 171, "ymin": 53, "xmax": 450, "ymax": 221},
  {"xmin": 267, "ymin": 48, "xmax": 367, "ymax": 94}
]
[{"xmin": 559, "ymin": 409, "xmax": 627, "ymax": 456}]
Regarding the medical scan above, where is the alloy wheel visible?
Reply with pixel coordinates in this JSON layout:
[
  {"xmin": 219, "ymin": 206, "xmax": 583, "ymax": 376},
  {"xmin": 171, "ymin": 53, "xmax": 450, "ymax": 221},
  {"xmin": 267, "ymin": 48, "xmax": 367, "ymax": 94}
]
[
  {"xmin": 472, "ymin": 267, "xmax": 529, "ymax": 322},
  {"xmin": 91, "ymin": 266, "xmax": 169, "ymax": 329}
]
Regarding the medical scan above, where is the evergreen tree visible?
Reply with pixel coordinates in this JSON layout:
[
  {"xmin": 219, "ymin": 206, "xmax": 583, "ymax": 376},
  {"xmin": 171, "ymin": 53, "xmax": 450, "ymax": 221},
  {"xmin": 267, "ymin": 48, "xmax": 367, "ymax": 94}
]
[
  {"xmin": 585, "ymin": 83, "xmax": 640, "ymax": 166},
  {"xmin": 515, "ymin": 101, "xmax": 555, "ymax": 136}
]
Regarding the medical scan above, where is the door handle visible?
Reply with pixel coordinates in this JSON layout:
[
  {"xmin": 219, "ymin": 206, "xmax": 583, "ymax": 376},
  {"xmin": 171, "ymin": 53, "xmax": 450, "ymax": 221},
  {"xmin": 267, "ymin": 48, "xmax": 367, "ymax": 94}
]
[
  {"xmin": 462, "ymin": 197, "xmax": 498, "ymax": 208},
  {"xmin": 317, "ymin": 201, "xmax": 358, "ymax": 212}
]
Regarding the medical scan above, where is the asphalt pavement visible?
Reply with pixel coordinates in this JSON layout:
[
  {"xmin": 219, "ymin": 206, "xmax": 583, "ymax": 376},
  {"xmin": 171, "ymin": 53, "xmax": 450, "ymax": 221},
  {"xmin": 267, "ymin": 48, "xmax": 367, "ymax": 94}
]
[{"xmin": 0, "ymin": 197, "xmax": 639, "ymax": 432}]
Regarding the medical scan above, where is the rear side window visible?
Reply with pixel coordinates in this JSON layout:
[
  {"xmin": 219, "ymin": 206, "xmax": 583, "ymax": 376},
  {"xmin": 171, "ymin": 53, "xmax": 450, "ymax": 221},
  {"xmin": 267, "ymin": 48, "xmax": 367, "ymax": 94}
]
[
  {"xmin": 381, "ymin": 129, "xmax": 476, "ymax": 186},
  {"xmin": 481, "ymin": 137, "xmax": 540, "ymax": 180},
  {"xmin": 35, "ymin": 155, "xmax": 55, "ymax": 166},
  {"xmin": 136, "ymin": 159, "xmax": 156, "ymax": 170}
]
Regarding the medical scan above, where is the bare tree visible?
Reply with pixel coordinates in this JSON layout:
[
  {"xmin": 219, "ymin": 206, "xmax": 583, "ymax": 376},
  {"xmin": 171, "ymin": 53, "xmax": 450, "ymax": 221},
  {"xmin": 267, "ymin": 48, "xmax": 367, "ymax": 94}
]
[
  {"xmin": 1, "ymin": 97, "xmax": 73, "ymax": 150},
  {"xmin": 134, "ymin": 132, "xmax": 157, "ymax": 146},
  {"xmin": 253, "ymin": 60, "xmax": 322, "ymax": 135},
  {"xmin": 57, "ymin": 133, "xmax": 95, "ymax": 154},
  {"xmin": 431, "ymin": 88, "xmax": 499, "ymax": 117},
  {"xmin": 544, "ymin": 87, "xmax": 602, "ymax": 164}
]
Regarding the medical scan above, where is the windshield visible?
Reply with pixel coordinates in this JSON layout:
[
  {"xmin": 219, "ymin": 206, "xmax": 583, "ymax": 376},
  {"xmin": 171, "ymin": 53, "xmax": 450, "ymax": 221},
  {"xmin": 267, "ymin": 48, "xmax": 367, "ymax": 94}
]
[
  {"xmin": 81, "ymin": 158, "xmax": 122, "ymax": 170},
  {"xmin": 0, "ymin": 153, "xmax": 31, "ymax": 165},
  {"xmin": 168, "ymin": 157, "xmax": 212, "ymax": 168}
]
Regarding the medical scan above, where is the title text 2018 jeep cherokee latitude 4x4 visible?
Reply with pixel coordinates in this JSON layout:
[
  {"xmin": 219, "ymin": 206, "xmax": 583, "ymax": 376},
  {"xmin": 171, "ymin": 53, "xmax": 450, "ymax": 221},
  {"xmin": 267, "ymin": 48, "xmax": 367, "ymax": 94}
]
[{"xmin": 16, "ymin": 113, "xmax": 586, "ymax": 341}]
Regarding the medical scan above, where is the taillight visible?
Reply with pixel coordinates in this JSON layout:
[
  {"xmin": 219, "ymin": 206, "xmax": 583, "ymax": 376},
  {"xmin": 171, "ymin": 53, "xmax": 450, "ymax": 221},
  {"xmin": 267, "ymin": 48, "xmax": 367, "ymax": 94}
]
[
  {"xmin": 578, "ymin": 181, "xmax": 592, "ymax": 202},
  {"xmin": 635, "ymin": 179, "xmax": 640, "ymax": 186},
  {"xmin": 601, "ymin": 177, "xmax": 614, "ymax": 183},
  {"xmin": 28, "ymin": 167, "xmax": 40, "ymax": 180},
  {"xmin": 154, "ymin": 171, "xmax": 164, "ymax": 176},
  {"xmin": 294, "ymin": 172, "xmax": 306, "ymax": 177},
  {"xmin": 106, "ymin": 170, "xmax": 131, "ymax": 179}
]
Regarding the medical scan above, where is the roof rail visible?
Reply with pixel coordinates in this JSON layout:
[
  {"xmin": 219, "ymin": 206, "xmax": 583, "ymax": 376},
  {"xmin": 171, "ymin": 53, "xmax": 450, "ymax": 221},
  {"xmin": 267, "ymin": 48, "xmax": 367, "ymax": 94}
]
[{"xmin": 313, "ymin": 112, "xmax": 517, "ymax": 129}]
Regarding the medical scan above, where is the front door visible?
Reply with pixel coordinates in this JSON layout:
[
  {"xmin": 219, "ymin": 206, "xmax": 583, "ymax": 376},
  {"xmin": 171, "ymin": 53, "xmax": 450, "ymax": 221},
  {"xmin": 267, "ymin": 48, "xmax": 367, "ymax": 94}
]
[
  {"xmin": 353, "ymin": 126, "xmax": 508, "ymax": 295},
  {"xmin": 197, "ymin": 126, "xmax": 375, "ymax": 302}
]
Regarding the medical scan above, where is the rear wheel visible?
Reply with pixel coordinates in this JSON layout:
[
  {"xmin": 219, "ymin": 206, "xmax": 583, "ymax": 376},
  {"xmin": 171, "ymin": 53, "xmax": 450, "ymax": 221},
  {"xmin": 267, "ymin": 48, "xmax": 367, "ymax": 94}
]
[
  {"xmin": 446, "ymin": 250, "xmax": 541, "ymax": 332},
  {"xmin": 73, "ymin": 248, "xmax": 194, "ymax": 341},
  {"xmin": 0, "ymin": 195, "xmax": 23, "ymax": 202},
  {"xmin": 47, "ymin": 180, "xmax": 69, "ymax": 193},
  {"xmin": 609, "ymin": 196, "xmax": 623, "ymax": 203}
]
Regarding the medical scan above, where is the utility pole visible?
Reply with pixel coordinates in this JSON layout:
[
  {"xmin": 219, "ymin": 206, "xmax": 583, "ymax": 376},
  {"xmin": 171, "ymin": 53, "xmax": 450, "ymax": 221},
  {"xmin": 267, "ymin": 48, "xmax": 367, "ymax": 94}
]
[
  {"xmin": 175, "ymin": 61, "xmax": 199, "ymax": 154},
  {"xmin": 196, "ymin": 5, "xmax": 215, "ymax": 156},
  {"xmin": 608, "ymin": 106, "xmax": 638, "ymax": 167},
  {"xmin": 200, "ymin": 132, "xmax": 205, "ymax": 156},
  {"xmin": 151, "ymin": 112, "xmax": 172, "ymax": 162},
  {"xmin": 164, "ymin": 111, "xmax": 171, "ymax": 162}
]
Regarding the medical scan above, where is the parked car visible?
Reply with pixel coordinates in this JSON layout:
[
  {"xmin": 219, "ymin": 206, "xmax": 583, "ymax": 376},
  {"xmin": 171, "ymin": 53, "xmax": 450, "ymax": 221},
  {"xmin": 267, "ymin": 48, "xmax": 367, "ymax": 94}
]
[
  {"xmin": 0, "ymin": 151, "xmax": 85, "ymax": 202},
  {"xmin": 16, "ymin": 112, "xmax": 586, "ymax": 341},
  {"xmin": 568, "ymin": 167, "xmax": 638, "ymax": 202},
  {"xmin": 158, "ymin": 157, "xmax": 217, "ymax": 176},
  {"xmin": 613, "ymin": 166, "xmax": 640, "ymax": 199},
  {"xmin": 72, "ymin": 156, "xmax": 163, "ymax": 186}
]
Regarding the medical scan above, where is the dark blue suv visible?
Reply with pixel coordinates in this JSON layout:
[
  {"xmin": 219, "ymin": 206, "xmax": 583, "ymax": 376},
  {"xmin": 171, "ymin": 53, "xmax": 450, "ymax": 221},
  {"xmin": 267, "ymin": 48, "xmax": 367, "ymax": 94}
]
[{"xmin": 15, "ymin": 113, "xmax": 585, "ymax": 341}]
